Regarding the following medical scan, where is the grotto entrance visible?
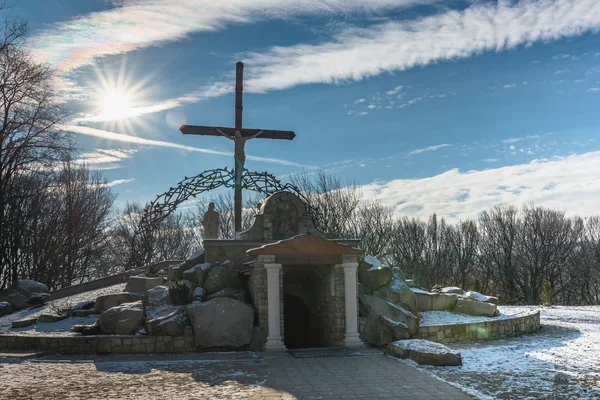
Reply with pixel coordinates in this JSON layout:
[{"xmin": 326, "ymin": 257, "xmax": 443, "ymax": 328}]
[{"xmin": 282, "ymin": 266, "xmax": 328, "ymax": 349}]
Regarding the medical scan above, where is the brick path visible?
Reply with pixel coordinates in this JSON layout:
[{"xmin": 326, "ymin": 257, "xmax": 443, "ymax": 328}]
[
  {"xmin": 0, "ymin": 349, "xmax": 472, "ymax": 399},
  {"xmin": 250, "ymin": 349, "xmax": 473, "ymax": 400}
]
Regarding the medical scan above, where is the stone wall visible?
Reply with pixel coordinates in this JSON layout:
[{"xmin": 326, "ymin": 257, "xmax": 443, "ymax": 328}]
[
  {"xmin": 0, "ymin": 332, "xmax": 195, "ymax": 354},
  {"xmin": 412, "ymin": 311, "xmax": 541, "ymax": 343},
  {"xmin": 48, "ymin": 273, "xmax": 129, "ymax": 301}
]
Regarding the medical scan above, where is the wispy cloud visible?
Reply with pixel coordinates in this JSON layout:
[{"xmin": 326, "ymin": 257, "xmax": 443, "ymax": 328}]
[
  {"xmin": 62, "ymin": 125, "xmax": 307, "ymax": 167},
  {"xmin": 362, "ymin": 151, "xmax": 600, "ymax": 222},
  {"xmin": 236, "ymin": 0, "xmax": 600, "ymax": 94},
  {"xmin": 31, "ymin": 0, "xmax": 437, "ymax": 73},
  {"xmin": 75, "ymin": 148, "xmax": 138, "ymax": 168},
  {"xmin": 107, "ymin": 178, "xmax": 135, "ymax": 187},
  {"xmin": 588, "ymin": 88, "xmax": 600, "ymax": 93},
  {"xmin": 503, "ymin": 84, "xmax": 517, "ymax": 89},
  {"xmin": 408, "ymin": 143, "xmax": 451, "ymax": 156}
]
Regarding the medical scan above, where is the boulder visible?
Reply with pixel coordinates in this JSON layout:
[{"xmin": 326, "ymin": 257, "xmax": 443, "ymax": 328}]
[
  {"xmin": 412, "ymin": 290, "xmax": 459, "ymax": 312},
  {"xmin": 386, "ymin": 339, "xmax": 462, "ymax": 366},
  {"xmin": 38, "ymin": 313, "xmax": 68, "ymax": 323},
  {"xmin": 358, "ymin": 256, "xmax": 393, "ymax": 291},
  {"xmin": 167, "ymin": 264, "xmax": 184, "ymax": 282},
  {"xmin": 192, "ymin": 287, "xmax": 206, "ymax": 301},
  {"xmin": 16, "ymin": 279, "xmax": 49, "ymax": 295},
  {"xmin": 441, "ymin": 287, "xmax": 465, "ymax": 295},
  {"xmin": 125, "ymin": 276, "xmax": 164, "ymax": 293},
  {"xmin": 357, "ymin": 282, "xmax": 372, "ymax": 296},
  {"xmin": 360, "ymin": 313, "xmax": 410, "ymax": 346},
  {"xmin": 0, "ymin": 301, "xmax": 13, "ymax": 316},
  {"xmin": 464, "ymin": 291, "xmax": 499, "ymax": 305},
  {"xmin": 0, "ymin": 290, "xmax": 28, "ymax": 310},
  {"xmin": 186, "ymin": 297, "xmax": 254, "ymax": 348},
  {"xmin": 359, "ymin": 294, "xmax": 419, "ymax": 336},
  {"xmin": 95, "ymin": 292, "xmax": 147, "ymax": 311},
  {"xmin": 203, "ymin": 266, "xmax": 242, "ymax": 294},
  {"xmin": 180, "ymin": 249, "xmax": 205, "ymax": 271},
  {"xmin": 147, "ymin": 285, "xmax": 172, "ymax": 306},
  {"xmin": 206, "ymin": 287, "xmax": 249, "ymax": 303},
  {"xmin": 373, "ymin": 276, "xmax": 417, "ymax": 309},
  {"xmin": 11, "ymin": 317, "xmax": 37, "ymax": 328},
  {"xmin": 28, "ymin": 293, "xmax": 50, "ymax": 306},
  {"xmin": 146, "ymin": 306, "xmax": 188, "ymax": 336},
  {"xmin": 98, "ymin": 301, "xmax": 145, "ymax": 335},
  {"xmin": 182, "ymin": 262, "xmax": 212, "ymax": 285},
  {"xmin": 169, "ymin": 280, "xmax": 194, "ymax": 305},
  {"xmin": 0, "ymin": 279, "xmax": 49, "ymax": 311},
  {"xmin": 454, "ymin": 298, "xmax": 497, "ymax": 317}
]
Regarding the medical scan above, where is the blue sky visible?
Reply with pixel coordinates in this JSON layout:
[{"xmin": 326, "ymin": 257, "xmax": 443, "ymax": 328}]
[{"xmin": 12, "ymin": 0, "xmax": 600, "ymax": 221}]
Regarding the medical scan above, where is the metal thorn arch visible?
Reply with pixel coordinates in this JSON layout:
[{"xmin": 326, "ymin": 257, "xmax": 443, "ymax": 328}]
[{"xmin": 137, "ymin": 167, "xmax": 307, "ymax": 238}]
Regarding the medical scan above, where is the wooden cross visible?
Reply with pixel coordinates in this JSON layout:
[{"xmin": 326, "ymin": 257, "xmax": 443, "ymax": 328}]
[{"xmin": 180, "ymin": 61, "xmax": 296, "ymax": 237}]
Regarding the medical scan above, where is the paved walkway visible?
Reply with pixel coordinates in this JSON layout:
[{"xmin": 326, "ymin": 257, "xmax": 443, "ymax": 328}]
[
  {"xmin": 0, "ymin": 349, "xmax": 472, "ymax": 399},
  {"xmin": 251, "ymin": 349, "xmax": 472, "ymax": 400}
]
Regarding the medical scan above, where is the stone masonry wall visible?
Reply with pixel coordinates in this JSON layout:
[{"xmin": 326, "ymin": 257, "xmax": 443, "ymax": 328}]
[
  {"xmin": 412, "ymin": 311, "xmax": 541, "ymax": 343},
  {"xmin": 0, "ymin": 331, "xmax": 195, "ymax": 354}
]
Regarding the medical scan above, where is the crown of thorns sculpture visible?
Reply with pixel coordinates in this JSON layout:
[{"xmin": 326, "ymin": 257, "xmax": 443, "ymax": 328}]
[{"xmin": 136, "ymin": 167, "xmax": 308, "ymax": 239}]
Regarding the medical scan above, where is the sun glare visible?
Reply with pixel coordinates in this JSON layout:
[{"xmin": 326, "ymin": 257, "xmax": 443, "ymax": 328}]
[
  {"xmin": 102, "ymin": 91, "xmax": 131, "ymax": 120},
  {"xmin": 85, "ymin": 58, "xmax": 158, "ymax": 135}
]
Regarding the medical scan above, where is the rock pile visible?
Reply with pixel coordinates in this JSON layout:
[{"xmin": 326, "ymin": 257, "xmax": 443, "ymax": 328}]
[
  {"xmin": 357, "ymin": 256, "xmax": 501, "ymax": 347},
  {"xmin": 70, "ymin": 251, "xmax": 256, "ymax": 350},
  {"xmin": 0, "ymin": 279, "xmax": 50, "ymax": 311}
]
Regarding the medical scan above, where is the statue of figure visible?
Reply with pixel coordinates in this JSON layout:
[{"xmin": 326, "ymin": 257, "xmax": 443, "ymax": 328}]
[
  {"xmin": 216, "ymin": 128, "xmax": 263, "ymax": 185},
  {"xmin": 203, "ymin": 202, "xmax": 220, "ymax": 239}
]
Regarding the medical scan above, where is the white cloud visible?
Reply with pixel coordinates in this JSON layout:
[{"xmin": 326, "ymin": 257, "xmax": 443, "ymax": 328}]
[
  {"xmin": 483, "ymin": 158, "xmax": 498, "ymax": 163},
  {"xmin": 361, "ymin": 151, "xmax": 600, "ymax": 222},
  {"xmin": 31, "ymin": 0, "xmax": 436, "ymax": 73},
  {"xmin": 354, "ymin": 98, "xmax": 366, "ymax": 104},
  {"xmin": 107, "ymin": 178, "xmax": 135, "ymax": 187},
  {"xmin": 555, "ymin": 69, "xmax": 569, "ymax": 75},
  {"xmin": 408, "ymin": 143, "xmax": 451, "ymax": 156},
  {"xmin": 76, "ymin": 148, "xmax": 138, "ymax": 166},
  {"xmin": 240, "ymin": 0, "xmax": 600, "ymax": 93},
  {"xmin": 503, "ymin": 84, "xmax": 517, "ymax": 89},
  {"xmin": 509, "ymin": 145, "xmax": 516, "ymax": 151},
  {"xmin": 368, "ymin": 104, "xmax": 376, "ymax": 109},
  {"xmin": 62, "ymin": 125, "xmax": 307, "ymax": 167},
  {"xmin": 588, "ymin": 88, "xmax": 600, "ymax": 93},
  {"xmin": 386, "ymin": 85, "xmax": 403, "ymax": 95}
]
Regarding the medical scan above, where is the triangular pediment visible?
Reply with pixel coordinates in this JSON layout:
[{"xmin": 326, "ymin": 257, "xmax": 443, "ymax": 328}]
[{"xmin": 247, "ymin": 233, "xmax": 363, "ymax": 257}]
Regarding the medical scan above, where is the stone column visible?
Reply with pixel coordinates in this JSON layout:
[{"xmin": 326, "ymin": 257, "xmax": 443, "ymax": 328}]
[
  {"xmin": 342, "ymin": 262, "xmax": 364, "ymax": 347},
  {"xmin": 264, "ymin": 262, "xmax": 286, "ymax": 351}
]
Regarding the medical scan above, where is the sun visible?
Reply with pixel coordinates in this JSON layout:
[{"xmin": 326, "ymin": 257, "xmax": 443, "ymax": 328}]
[{"xmin": 101, "ymin": 91, "xmax": 131, "ymax": 120}]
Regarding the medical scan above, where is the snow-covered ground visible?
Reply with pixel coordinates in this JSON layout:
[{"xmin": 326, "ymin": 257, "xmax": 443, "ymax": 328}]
[
  {"xmin": 420, "ymin": 310, "xmax": 515, "ymax": 326},
  {"xmin": 413, "ymin": 306, "xmax": 600, "ymax": 399},
  {"xmin": 0, "ymin": 283, "xmax": 126, "ymax": 336}
]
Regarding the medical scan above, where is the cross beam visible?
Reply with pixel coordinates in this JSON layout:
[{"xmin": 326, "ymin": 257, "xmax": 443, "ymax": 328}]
[
  {"xmin": 180, "ymin": 62, "xmax": 296, "ymax": 237},
  {"xmin": 180, "ymin": 126, "xmax": 296, "ymax": 140}
]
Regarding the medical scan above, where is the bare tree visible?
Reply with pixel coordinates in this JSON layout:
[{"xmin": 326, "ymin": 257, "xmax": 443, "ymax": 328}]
[
  {"xmin": 0, "ymin": 13, "xmax": 71, "ymax": 288},
  {"xmin": 291, "ymin": 169, "xmax": 361, "ymax": 239}
]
